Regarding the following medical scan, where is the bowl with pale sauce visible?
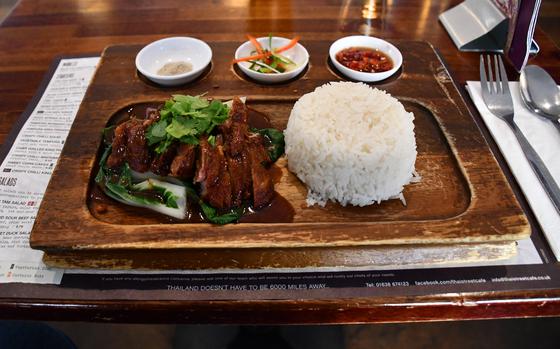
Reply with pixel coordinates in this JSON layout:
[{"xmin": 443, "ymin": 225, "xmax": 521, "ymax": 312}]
[
  {"xmin": 135, "ymin": 37, "xmax": 212, "ymax": 86},
  {"xmin": 329, "ymin": 36, "xmax": 402, "ymax": 82}
]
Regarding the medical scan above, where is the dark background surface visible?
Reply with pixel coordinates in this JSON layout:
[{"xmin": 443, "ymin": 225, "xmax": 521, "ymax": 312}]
[{"xmin": 1, "ymin": 0, "xmax": 560, "ymax": 347}]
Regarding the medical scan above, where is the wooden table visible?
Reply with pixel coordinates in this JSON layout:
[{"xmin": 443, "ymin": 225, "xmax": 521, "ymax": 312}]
[{"xmin": 1, "ymin": 0, "xmax": 560, "ymax": 323}]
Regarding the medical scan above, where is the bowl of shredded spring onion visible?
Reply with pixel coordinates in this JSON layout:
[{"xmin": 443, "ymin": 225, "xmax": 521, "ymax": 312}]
[{"xmin": 233, "ymin": 35, "xmax": 309, "ymax": 83}]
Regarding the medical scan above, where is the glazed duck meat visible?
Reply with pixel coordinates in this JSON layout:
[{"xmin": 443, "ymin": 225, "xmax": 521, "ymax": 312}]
[
  {"xmin": 106, "ymin": 118, "xmax": 151, "ymax": 172},
  {"xmin": 102, "ymin": 96, "xmax": 280, "ymax": 218},
  {"xmin": 169, "ymin": 143, "xmax": 196, "ymax": 179},
  {"xmin": 195, "ymin": 136, "xmax": 233, "ymax": 209}
]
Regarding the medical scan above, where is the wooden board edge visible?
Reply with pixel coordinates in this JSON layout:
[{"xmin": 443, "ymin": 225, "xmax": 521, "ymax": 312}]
[{"xmin": 42, "ymin": 241, "xmax": 517, "ymax": 270}]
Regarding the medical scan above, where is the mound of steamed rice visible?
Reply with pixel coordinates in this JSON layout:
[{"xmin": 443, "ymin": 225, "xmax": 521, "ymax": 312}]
[{"xmin": 284, "ymin": 81, "xmax": 417, "ymax": 207}]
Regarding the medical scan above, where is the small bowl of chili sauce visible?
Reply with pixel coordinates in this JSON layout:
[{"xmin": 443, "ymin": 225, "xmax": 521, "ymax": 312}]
[{"xmin": 329, "ymin": 36, "xmax": 402, "ymax": 82}]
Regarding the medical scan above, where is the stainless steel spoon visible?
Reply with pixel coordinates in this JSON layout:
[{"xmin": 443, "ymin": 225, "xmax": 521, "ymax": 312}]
[{"xmin": 519, "ymin": 65, "xmax": 560, "ymax": 133}]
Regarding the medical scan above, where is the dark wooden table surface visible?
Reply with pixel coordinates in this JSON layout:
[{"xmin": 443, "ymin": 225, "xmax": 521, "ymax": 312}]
[{"xmin": 1, "ymin": 0, "xmax": 560, "ymax": 323}]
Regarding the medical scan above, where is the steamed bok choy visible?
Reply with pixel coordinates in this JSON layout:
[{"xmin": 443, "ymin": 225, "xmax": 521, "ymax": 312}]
[
  {"xmin": 95, "ymin": 145, "xmax": 187, "ymax": 219},
  {"xmin": 96, "ymin": 144, "xmax": 246, "ymax": 224}
]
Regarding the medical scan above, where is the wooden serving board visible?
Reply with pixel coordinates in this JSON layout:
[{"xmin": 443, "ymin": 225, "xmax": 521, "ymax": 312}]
[{"xmin": 30, "ymin": 41, "xmax": 529, "ymax": 269}]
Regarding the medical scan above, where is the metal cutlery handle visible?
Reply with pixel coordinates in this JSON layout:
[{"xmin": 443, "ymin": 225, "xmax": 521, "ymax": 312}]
[{"xmin": 508, "ymin": 116, "xmax": 560, "ymax": 214}]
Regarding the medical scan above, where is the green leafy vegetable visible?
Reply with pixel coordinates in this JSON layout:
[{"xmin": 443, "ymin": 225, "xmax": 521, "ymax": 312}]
[
  {"xmin": 208, "ymin": 135, "xmax": 216, "ymax": 147},
  {"xmin": 145, "ymin": 94, "xmax": 230, "ymax": 154},
  {"xmin": 183, "ymin": 183, "xmax": 243, "ymax": 224},
  {"xmin": 96, "ymin": 145, "xmax": 187, "ymax": 219},
  {"xmin": 179, "ymin": 135, "xmax": 199, "ymax": 145},
  {"xmin": 118, "ymin": 163, "xmax": 132, "ymax": 187},
  {"xmin": 146, "ymin": 120, "xmax": 168, "ymax": 145},
  {"xmin": 95, "ymin": 144, "xmax": 112, "ymax": 184},
  {"xmin": 102, "ymin": 126, "xmax": 116, "ymax": 145},
  {"xmin": 172, "ymin": 94, "xmax": 209, "ymax": 109},
  {"xmin": 166, "ymin": 115, "xmax": 210, "ymax": 139},
  {"xmin": 154, "ymin": 136, "xmax": 175, "ymax": 154},
  {"xmin": 131, "ymin": 179, "xmax": 181, "ymax": 209},
  {"xmin": 254, "ymin": 128, "xmax": 285, "ymax": 162},
  {"xmin": 200, "ymin": 202, "xmax": 243, "ymax": 225}
]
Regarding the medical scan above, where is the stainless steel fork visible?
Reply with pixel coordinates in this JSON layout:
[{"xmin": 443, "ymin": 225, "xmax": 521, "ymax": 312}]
[{"xmin": 480, "ymin": 54, "xmax": 560, "ymax": 215}]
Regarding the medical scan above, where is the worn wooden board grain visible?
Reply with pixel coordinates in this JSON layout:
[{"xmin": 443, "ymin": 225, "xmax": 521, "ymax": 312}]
[{"xmin": 43, "ymin": 242, "xmax": 517, "ymax": 270}]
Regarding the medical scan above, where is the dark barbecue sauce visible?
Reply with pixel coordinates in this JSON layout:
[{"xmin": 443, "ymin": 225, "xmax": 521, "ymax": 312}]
[
  {"xmin": 240, "ymin": 192, "xmax": 295, "ymax": 223},
  {"xmin": 89, "ymin": 103, "xmax": 294, "ymax": 224},
  {"xmin": 336, "ymin": 47, "xmax": 393, "ymax": 73}
]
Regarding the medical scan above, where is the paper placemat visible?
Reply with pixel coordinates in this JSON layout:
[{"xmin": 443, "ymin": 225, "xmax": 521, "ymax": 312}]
[{"xmin": 0, "ymin": 58, "xmax": 546, "ymax": 285}]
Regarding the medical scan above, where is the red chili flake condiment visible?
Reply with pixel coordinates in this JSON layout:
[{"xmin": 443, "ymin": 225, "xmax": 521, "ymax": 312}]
[{"xmin": 335, "ymin": 47, "xmax": 393, "ymax": 73}]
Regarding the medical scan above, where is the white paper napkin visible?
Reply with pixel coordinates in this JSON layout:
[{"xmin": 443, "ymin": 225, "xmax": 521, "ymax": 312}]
[{"xmin": 466, "ymin": 81, "xmax": 560, "ymax": 259}]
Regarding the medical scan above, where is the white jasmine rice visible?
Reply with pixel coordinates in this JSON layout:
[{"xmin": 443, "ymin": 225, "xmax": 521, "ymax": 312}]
[{"xmin": 284, "ymin": 81, "xmax": 417, "ymax": 207}]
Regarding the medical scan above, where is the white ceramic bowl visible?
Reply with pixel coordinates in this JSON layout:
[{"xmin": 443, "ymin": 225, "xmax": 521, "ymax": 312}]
[
  {"xmin": 234, "ymin": 36, "xmax": 309, "ymax": 83},
  {"xmin": 329, "ymin": 36, "xmax": 402, "ymax": 82},
  {"xmin": 135, "ymin": 37, "xmax": 212, "ymax": 86}
]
